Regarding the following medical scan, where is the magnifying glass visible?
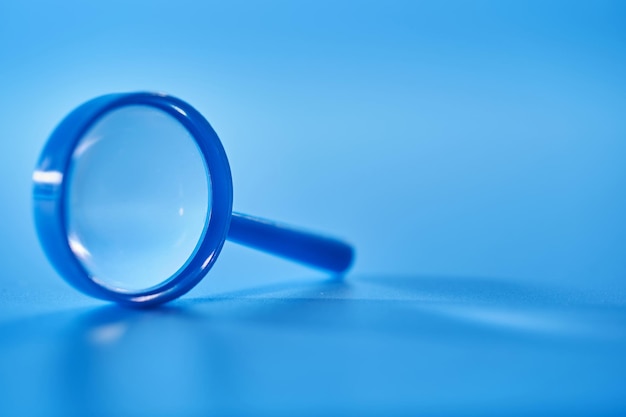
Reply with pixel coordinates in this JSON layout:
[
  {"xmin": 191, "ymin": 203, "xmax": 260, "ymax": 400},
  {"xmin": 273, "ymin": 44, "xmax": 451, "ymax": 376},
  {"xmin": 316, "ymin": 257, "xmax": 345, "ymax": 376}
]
[{"xmin": 33, "ymin": 92, "xmax": 354, "ymax": 307}]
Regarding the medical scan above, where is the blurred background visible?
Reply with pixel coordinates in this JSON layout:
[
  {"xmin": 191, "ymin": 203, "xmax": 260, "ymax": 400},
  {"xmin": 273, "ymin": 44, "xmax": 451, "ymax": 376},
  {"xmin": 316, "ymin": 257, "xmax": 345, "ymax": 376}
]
[{"xmin": 0, "ymin": 0, "xmax": 625, "ymax": 415}]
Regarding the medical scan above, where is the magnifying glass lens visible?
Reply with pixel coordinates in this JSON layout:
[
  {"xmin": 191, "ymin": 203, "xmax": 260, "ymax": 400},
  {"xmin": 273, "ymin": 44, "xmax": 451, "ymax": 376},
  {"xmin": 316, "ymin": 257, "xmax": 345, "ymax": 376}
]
[{"xmin": 64, "ymin": 105, "xmax": 211, "ymax": 292}]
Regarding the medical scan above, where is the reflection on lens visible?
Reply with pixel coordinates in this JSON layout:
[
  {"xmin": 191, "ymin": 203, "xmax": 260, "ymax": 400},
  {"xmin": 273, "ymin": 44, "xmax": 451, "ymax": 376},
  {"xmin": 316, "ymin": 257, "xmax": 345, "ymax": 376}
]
[{"xmin": 65, "ymin": 105, "xmax": 211, "ymax": 292}]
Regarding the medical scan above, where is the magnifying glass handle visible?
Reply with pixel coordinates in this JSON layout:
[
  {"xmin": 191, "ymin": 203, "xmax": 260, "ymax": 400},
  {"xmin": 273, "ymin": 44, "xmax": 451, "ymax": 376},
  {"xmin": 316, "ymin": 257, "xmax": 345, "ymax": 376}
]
[{"xmin": 227, "ymin": 212, "xmax": 354, "ymax": 274}]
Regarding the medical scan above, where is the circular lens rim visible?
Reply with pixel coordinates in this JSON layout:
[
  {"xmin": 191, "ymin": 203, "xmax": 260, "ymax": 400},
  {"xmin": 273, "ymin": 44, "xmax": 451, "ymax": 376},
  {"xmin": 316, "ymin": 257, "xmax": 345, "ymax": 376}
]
[{"xmin": 33, "ymin": 92, "xmax": 233, "ymax": 307}]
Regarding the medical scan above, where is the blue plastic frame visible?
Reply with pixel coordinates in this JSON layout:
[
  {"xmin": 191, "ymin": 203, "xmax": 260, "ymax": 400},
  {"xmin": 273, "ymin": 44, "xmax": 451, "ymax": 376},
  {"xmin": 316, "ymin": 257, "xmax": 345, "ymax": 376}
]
[{"xmin": 33, "ymin": 92, "xmax": 353, "ymax": 307}]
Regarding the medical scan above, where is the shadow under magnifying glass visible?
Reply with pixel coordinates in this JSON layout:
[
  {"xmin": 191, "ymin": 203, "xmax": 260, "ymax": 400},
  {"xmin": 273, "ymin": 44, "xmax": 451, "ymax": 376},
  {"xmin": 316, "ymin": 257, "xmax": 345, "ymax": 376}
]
[
  {"xmin": 50, "ymin": 277, "xmax": 351, "ymax": 416},
  {"xmin": 53, "ymin": 304, "xmax": 227, "ymax": 416}
]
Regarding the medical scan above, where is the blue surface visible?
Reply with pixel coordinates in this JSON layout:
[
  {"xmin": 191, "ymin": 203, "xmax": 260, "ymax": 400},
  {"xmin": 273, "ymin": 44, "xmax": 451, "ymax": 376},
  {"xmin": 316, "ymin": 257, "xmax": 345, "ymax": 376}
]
[
  {"xmin": 0, "ymin": 0, "xmax": 625, "ymax": 415},
  {"xmin": 1, "ymin": 276, "xmax": 625, "ymax": 416}
]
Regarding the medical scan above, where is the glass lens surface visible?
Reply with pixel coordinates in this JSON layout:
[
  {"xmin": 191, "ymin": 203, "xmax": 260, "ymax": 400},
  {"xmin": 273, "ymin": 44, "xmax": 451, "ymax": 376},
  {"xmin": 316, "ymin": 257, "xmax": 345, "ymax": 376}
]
[{"xmin": 65, "ymin": 105, "xmax": 210, "ymax": 292}]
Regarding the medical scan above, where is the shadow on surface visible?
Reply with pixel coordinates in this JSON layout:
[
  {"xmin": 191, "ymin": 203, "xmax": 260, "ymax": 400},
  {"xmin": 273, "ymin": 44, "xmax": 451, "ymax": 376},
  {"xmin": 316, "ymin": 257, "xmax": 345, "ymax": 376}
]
[{"xmin": 1, "ymin": 274, "xmax": 625, "ymax": 416}]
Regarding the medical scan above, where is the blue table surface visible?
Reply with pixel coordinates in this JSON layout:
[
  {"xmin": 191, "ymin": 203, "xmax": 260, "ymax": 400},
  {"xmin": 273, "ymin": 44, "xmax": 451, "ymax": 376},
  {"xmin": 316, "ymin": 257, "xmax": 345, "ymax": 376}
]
[
  {"xmin": 1, "ymin": 274, "xmax": 625, "ymax": 416},
  {"xmin": 1, "ymin": 0, "xmax": 625, "ymax": 415}
]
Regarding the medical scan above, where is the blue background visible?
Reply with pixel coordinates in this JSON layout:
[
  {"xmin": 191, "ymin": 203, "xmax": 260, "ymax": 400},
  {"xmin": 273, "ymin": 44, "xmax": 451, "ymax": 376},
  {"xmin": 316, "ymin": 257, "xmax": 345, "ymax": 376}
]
[{"xmin": 0, "ymin": 1, "xmax": 625, "ymax": 415}]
